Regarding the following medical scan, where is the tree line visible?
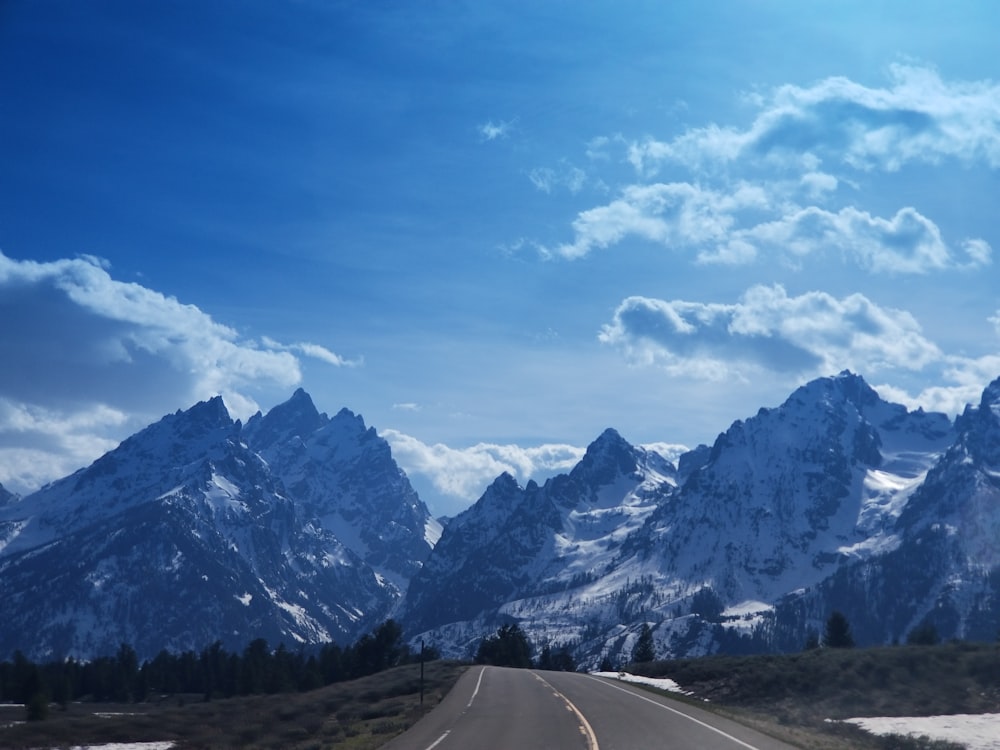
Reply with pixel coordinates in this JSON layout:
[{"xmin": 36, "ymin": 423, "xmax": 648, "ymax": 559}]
[
  {"xmin": 1, "ymin": 619, "xmax": 436, "ymax": 720},
  {"xmin": 474, "ymin": 623, "xmax": 577, "ymax": 672}
]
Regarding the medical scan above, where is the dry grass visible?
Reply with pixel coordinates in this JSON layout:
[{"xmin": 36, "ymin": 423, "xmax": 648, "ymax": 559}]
[
  {"xmin": 0, "ymin": 660, "xmax": 467, "ymax": 750},
  {"xmin": 630, "ymin": 642, "xmax": 1000, "ymax": 749}
]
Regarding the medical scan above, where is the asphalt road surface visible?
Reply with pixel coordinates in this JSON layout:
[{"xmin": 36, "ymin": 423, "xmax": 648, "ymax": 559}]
[{"xmin": 381, "ymin": 665, "xmax": 797, "ymax": 749}]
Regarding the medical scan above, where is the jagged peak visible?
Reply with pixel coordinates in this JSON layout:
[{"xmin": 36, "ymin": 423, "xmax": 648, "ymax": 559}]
[
  {"xmin": 570, "ymin": 427, "xmax": 638, "ymax": 486},
  {"xmin": 787, "ymin": 370, "xmax": 880, "ymax": 412},
  {"xmin": 181, "ymin": 395, "xmax": 232, "ymax": 423},
  {"xmin": 981, "ymin": 375, "xmax": 1000, "ymax": 412},
  {"xmin": 268, "ymin": 388, "xmax": 324, "ymax": 427},
  {"xmin": 489, "ymin": 471, "xmax": 521, "ymax": 491},
  {"xmin": 243, "ymin": 389, "xmax": 328, "ymax": 451}
]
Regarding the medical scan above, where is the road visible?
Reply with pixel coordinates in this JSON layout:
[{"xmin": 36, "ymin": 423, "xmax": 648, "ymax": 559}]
[{"xmin": 380, "ymin": 666, "xmax": 797, "ymax": 750}]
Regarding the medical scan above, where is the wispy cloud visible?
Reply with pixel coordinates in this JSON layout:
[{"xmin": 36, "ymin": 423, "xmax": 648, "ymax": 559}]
[
  {"xmin": 392, "ymin": 402, "xmax": 421, "ymax": 412},
  {"xmin": 478, "ymin": 118, "xmax": 517, "ymax": 142},
  {"xmin": 261, "ymin": 337, "xmax": 361, "ymax": 368},
  {"xmin": 599, "ymin": 284, "xmax": 942, "ymax": 380},
  {"xmin": 528, "ymin": 163, "xmax": 588, "ymax": 194}
]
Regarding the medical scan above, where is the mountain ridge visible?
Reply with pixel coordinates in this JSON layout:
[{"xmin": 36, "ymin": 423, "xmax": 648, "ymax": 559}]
[{"xmin": 2, "ymin": 371, "xmax": 998, "ymax": 669}]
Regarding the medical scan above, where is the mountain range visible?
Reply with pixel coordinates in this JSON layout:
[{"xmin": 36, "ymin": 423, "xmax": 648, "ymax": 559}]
[{"xmin": 2, "ymin": 372, "xmax": 999, "ymax": 667}]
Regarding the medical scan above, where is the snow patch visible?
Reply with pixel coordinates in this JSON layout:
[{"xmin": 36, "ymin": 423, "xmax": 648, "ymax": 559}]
[
  {"xmin": 592, "ymin": 671, "xmax": 693, "ymax": 696},
  {"xmin": 722, "ymin": 600, "xmax": 772, "ymax": 618},
  {"xmin": 844, "ymin": 713, "xmax": 1000, "ymax": 749},
  {"xmin": 424, "ymin": 517, "xmax": 443, "ymax": 547}
]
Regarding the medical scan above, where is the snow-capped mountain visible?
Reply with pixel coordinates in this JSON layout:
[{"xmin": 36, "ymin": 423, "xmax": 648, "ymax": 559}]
[
  {"xmin": 0, "ymin": 392, "xmax": 436, "ymax": 660},
  {"xmin": 401, "ymin": 371, "xmax": 980, "ymax": 666},
  {"xmin": 771, "ymin": 374, "xmax": 1000, "ymax": 649},
  {"xmin": 4, "ymin": 371, "xmax": 997, "ymax": 666},
  {"xmin": 401, "ymin": 427, "xmax": 679, "ymax": 657},
  {"xmin": 244, "ymin": 389, "xmax": 440, "ymax": 591}
]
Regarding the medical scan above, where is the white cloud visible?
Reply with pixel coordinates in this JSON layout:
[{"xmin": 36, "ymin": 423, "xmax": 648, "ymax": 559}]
[
  {"xmin": 875, "ymin": 354, "xmax": 1000, "ymax": 417},
  {"xmin": 478, "ymin": 118, "xmax": 516, "ymax": 141},
  {"xmin": 738, "ymin": 205, "xmax": 989, "ymax": 273},
  {"xmin": 0, "ymin": 398, "xmax": 127, "ymax": 494},
  {"xmin": 392, "ymin": 402, "xmax": 421, "ymax": 412},
  {"xmin": 541, "ymin": 65, "xmax": 997, "ymax": 274},
  {"xmin": 548, "ymin": 181, "xmax": 769, "ymax": 260},
  {"xmin": 0, "ymin": 251, "xmax": 350, "ymax": 491},
  {"xmin": 380, "ymin": 428, "xmax": 585, "ymax": 507},
  {"xmin": 528, "ymin": 162, "xmax": 588, "ymax": 194},
  {"xmin": 628, "ymin": 64, "xmax": 1000, "ymax": 174},
  {"xmin": 548, "ymin": 182, "xmax": 988, "ymax": 273},
  {"xmin": 261, "ymin": 337, "xmax": 361, "ymax": 368},
  {"xmin": 599, "ymin": 284, "xmax": 943, "ymax": 380}
]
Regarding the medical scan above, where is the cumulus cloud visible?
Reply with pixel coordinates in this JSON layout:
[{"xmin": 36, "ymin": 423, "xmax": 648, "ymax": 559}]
[
  {"xmin": 0, "ymin": 398, "xmax": 127, "ymax": 493},
  {"xmin": 380, "ymin": 428, "xmax": 585, "ymax": 508},
  {"xmin": 737, "ymin": 206, "xmax": 990, "ymax": 273},
  {"xmin": 550, "ymin": 182, "xmax": 989, "ymax": 272},
  {"xmin": 0, "ymin": 251, "xmax": 354, "ymax": 492},
  {"xmin": 599, "ymin": 284, "xmax": 942, "ymax": 380},
  {"xmin": 542, "ymin": 65, "xmax": 996, "ymax": 273},
  {"xmin": 547, "ymin": 181, "xmax": 769, "ymax": 260},
  {"xmin": 875, "ymin": 354, "xmax": 1000, "ymax": 417},
  {"xmin": 628, "ymin": 63, "xmax": 1000, "ymax": 174}
]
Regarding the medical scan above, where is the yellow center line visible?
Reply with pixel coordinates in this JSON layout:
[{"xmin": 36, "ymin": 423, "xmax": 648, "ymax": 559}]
[{"xmin": 532, "ymin": 672, "xmax": 600, "ymax": 750}]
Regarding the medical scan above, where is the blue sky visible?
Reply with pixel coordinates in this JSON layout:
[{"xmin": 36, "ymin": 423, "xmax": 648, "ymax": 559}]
[{"xmin": 2, "ymin": 1, "xmax": 999, "ymax": 516}]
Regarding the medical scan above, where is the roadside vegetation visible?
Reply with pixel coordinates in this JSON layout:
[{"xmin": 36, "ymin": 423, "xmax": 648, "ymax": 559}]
[
  {"xmin": 629, "ymin": 640, "xmax": 1000, "ymax": 749},
  {"xmin": 0, "ymin": 620, "xmax": 431, "ymax": 716},
  {"xmin": 0, "ymin": 659, "xmax": 467, "ymax": 750}
]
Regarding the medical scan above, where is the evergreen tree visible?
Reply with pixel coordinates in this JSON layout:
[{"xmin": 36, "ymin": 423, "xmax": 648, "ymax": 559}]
[
  {"xmin": 631, "ymin": 623, "xmax": 655, "ymax": 663},
  {"xmin": 475, "ymin": 623, "xmax": 533, "ymax": 667},
  {"xmin": 907, "ymin": 621, "xmax": 940, "ymax": 646},
  {"xmin": 803, "ymin": 627, "xmax": 820, "ymax": 651},
  {"xmin": 822, "ymin": 611, "xmax": 855, "ymax": 648}
]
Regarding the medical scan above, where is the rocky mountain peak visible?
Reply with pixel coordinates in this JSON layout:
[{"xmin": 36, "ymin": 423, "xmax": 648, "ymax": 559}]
[
  {"xmin": 570, "ymin": 427, "xmax": 638, "ymax": 487},
  {"xmin": 243, "ymin": 388, "xmax": 327, "ymax": 450},
  {"xmin": 981, "ymin": 375, "xmax": 1000, "ymax": 415}
]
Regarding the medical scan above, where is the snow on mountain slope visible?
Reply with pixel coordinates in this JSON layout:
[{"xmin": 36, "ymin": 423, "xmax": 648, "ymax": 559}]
[
  {"xmin": 0, "ymin": 391, "xmax": 432, "ymax": 660},
  {"xmin": 402, "ymin": 371, "xmax": 969, "ymax": 666},
  {"xmin": 243, "ymin": 389, "xmax": 437, "ymax": 592},
  {"xmin": 633, "ymin": 372, "xmax": 955, "ymax": 604},
  {"xmin": 401, "ymin": 428, "xmax": 678, "ymax": 654},
  {"xmin": 773, "ymin": 375, "xmax": 1000, "ymax": 649}
]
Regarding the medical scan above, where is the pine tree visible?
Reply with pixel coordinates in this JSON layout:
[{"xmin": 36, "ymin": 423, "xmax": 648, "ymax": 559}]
[
  {"xmin": 631, "ymin": 623, "xmax": 655, "ymax": 663},
  {"xmin": 822, "ymin": 611, "xmax": 855, "ymax": 648}
]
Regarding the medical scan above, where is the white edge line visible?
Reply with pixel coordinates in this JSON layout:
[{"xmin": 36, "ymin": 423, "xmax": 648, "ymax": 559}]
[
  {"xmin": 467, "ymin": 665, "xmax": 487, "ymax": 708},
  {"xmin": 587, "ymin": 675, "xmax": 761, "ymax": 750},
  {"xmin": 424, "ymin": 729, "xmax": 450, "ymax": 750}
]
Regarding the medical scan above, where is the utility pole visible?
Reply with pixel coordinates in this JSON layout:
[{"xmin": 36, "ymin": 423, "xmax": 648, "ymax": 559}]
[{"xmin": 420, "ymin": 639, "xmax": 425, "ymax": 705}]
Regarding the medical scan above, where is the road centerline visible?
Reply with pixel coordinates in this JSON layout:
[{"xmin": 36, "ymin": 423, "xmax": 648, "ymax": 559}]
[{"xmin": 533, "ymin": 672, "xmax": 600, "ymax": 750}]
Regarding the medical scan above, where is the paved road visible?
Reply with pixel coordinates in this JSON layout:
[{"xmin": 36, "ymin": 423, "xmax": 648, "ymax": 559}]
[{"xmin": 380, "ymin": 666, "xmax": 797, "ymax": 750}]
